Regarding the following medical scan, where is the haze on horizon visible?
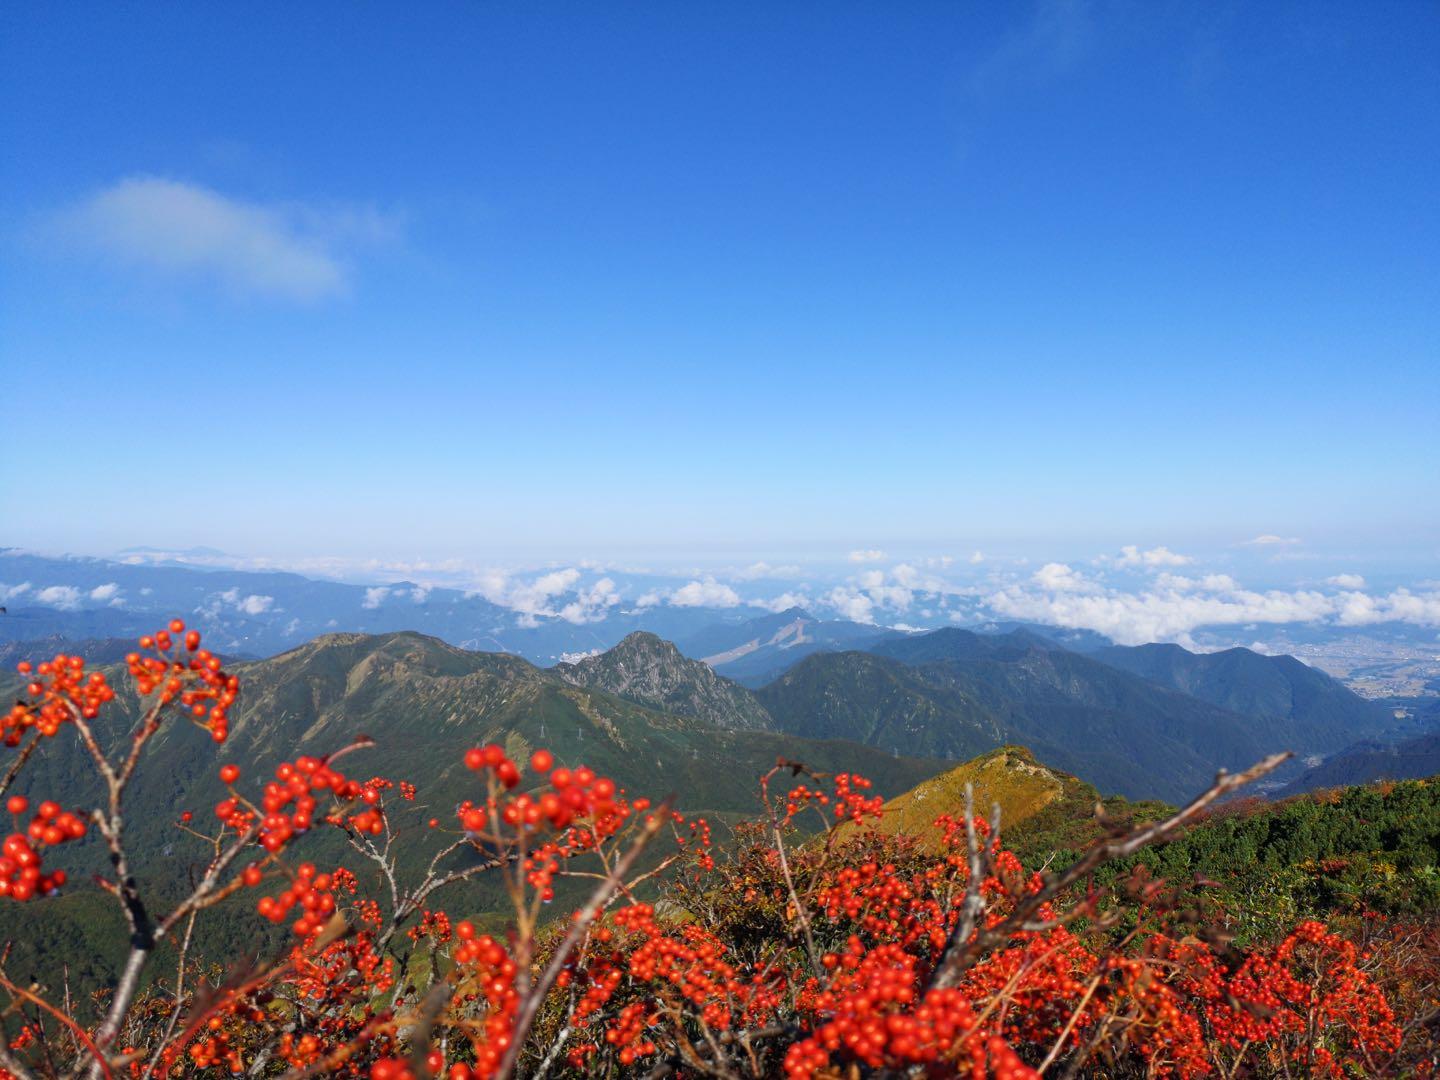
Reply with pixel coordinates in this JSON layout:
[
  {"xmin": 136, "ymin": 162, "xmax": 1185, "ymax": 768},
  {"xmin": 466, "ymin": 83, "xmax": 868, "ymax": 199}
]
[{"xmin": 1, "ymin": 3, "xmax": 1437, "ymax": 566}]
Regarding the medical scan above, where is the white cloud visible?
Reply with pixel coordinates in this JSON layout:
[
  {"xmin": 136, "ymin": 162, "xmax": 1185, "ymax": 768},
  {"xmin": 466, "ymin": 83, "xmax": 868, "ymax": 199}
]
[
  {"xmin": 559, "ymin": 649, "xmax": 603, "ymax": 664},
  {"xmin": 813, "ymin": 563, "xmax": 984, "ymax": 625},
  {"xmin": 410, "ymin": 586, "xmax": 431, "ymax": 603},
  {"xmin": 53, "ymin": 177, "xmax": 398, "ymax": 302},
  {"xmin": 969, "ymin": 551, "xmax": 986, "ymax": 564},
  {"xmin": 557, "ymin": 578, "xmax": 621, "ymax": 624},
  {"xmin": 1326, "ymin": 574, "xmax": 1366, "ymax": 589},
  {"xmin": 627, "ymin": 578, "xmax": 748, "ymax": 613},
  {"xmin": 668, "ymin": 579, "xmax": 742, "ymax": 608},
  {"xmin": 986, "ymin": 571, "xmax": 1440, "ymax": 646},
  {"xmin": 890, "ymin": 563, "xmax": 923, "ymax": 588},
  {"xmin": 848, "ymin": 549, "xmax": 888, "ymax": 564},
  {"xmin": 456, "ymin": 568, "xmax": 623, "ymax": 623},
  {"xmin": 236, "ymin": 594, "xmax": 274, "ymax": 616},
  {"xmin": 191, "ymin": 587, "xmax": 277, "ymax": 621},
  {"xmin": 1334, "ymin": 588, "xmax": 1440, "ymax": 627},
  {"xmin": 1032, "ymin": 563, "xmax": 1092, "ymax": 592},
  {"xmin": 837, "ymin": 567, "xmax": 920, "ymax": 615},
  {"xmin": 1242, "ymin": 534, "xmax": 1301, "ymax": 547},
  {"xmin": 466, "ymin": 568, "xmax": 586, "ymax": 619},
  {"xmin": 826, "ymin": 587, "xmax": 876, "ymax": 624},
  {"xmin": 89, "ymin": 583, "xmax": 121, "ymax": 602},
  {"xmin": 362, "ymin": 586, "xmax": 390, "ymax": 609},
  {"xmin": 0, "ymin": 582, "xmax": 32, "ymax": 604},
  {"xmin": 35, "ymin": 585, "xmax": 83, "ymax": 610},
  {"xmin": 514, "ymin": 569, "xmax": 582, "ymax": 612},
  {"xmin": 867, "ymin": 585, "xmax": 914, "ymax": 611},
  {"xmin": 753, "ymin": 591, "xmax": 811, "ymax": 613},
  {"xmin": 1152, "ymin": 572, "xmax": 1238, "ymax": 593},
  {"xmin": 1113, "ymin": 545, "xmax": 1192, "ymax": 569}
]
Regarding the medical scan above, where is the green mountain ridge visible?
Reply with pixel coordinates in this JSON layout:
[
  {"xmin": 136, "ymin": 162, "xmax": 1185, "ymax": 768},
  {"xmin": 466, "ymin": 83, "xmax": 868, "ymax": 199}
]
[
  {"xmin": 553, "ymin": 631, "xmax": 773, "ymax": 730},
  {"xmin": 756, "ymin": 650, "xmax": 1007, "ymax": 761},
  {"xmin": 841, "ymin": 745, "xmax": 1175, "ymax": 872},
  {"xmin": 6, "ymin": 631, "xmax": 949, "ymax": 884}
]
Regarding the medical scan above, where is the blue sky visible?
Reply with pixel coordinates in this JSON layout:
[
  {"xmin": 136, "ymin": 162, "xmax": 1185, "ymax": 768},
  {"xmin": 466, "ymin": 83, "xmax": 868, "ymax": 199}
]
[{"xmin": 2, "ymin": 2, "xmax": 1437, "ymax": 571}]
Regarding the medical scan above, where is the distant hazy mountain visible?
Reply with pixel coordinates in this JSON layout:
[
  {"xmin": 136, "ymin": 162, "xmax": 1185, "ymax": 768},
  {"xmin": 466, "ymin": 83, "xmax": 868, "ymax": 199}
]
[
  {"xmin": 553, "ymin": 631, "xmax": 772, "ymax": 730},
  {"xmin": 869, "ymin": 626, "xmax": 1063, "ymax": 664},
  {"xmin": 0, "ymin": 604, "xmax": 168, "ymax": 644},
  {"xmin": 1089, "ymin": 642, "xmax": 1391, "ymax": 752},
  {"xmin": 0, "ymin": 635, "xmax": 162, "ymax": 669},
  {"xmin": 1278, "ymin": 732, "xmax": 1440, "ymax": 794},
  {"xmin": 676, "ymin": 607, "xmax": 893, "ymax": 686},
  {"xmin": 758, "ymin": 630, "xmax": 1290, "ymax": 803}
]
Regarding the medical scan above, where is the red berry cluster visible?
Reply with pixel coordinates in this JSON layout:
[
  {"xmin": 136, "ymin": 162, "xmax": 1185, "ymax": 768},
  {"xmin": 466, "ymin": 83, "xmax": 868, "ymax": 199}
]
[
  {"xmin": 256, "ymin": 862, "xmax": 344, "ymax": 936},
  {"xmin": 450, "ymin": 919, "xmax": 520, "ymax": 1078},
  {"xmin": 5, "ymin": 654, "xmax": 116, "ymax": 742},
  {"xmin": 1, "ymin": 796, "xmax": 85, "ymax": 900},
  {"xmin": 215, "ymin": 753, "xmax": 377, "ymax": 853},
  {"xmin": 130, "ymin": 621, "xmax": 238, "ymax": 741}
]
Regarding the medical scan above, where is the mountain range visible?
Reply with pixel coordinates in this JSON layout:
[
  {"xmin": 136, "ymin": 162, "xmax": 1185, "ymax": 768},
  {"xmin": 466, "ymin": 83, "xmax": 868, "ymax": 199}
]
[
  {"xmin": 539, "ymin": 624, "xmax": 1397, "ymax": 802},
  {"xmin": 4, "ymin": 630, "xmax": 948, "ymax": 887},
  {"xmin": 1, "ymin": 546, "xmax": 1418, "ymax": 807},
  {"xmin": 754, "ymin": 628, "xmax": 1393, "ymax": 802}
]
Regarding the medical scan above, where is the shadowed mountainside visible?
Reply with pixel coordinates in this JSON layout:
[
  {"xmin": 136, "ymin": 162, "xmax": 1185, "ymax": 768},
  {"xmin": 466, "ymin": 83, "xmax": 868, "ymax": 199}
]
[
  {"xmin": 1089, "ymin": 641, "xmax": 1392, "ymax": 751},
  {"xmin": 758, "ymin": 631, "xmax": 1291, "ymax": 802}
]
